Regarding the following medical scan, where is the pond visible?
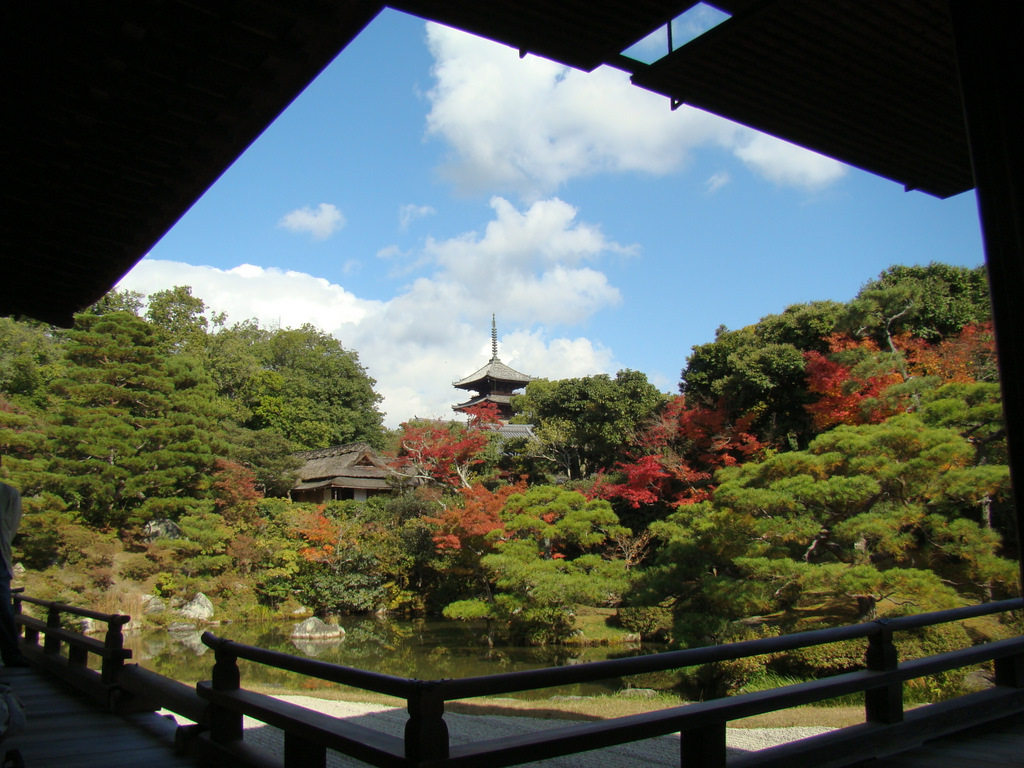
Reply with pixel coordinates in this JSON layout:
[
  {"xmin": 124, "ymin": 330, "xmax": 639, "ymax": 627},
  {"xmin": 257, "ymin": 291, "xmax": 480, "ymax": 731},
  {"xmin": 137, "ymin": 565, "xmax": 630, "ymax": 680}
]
[{"xmin": 128, "ymin": 616, "xmax": 666, "ymax": 700}]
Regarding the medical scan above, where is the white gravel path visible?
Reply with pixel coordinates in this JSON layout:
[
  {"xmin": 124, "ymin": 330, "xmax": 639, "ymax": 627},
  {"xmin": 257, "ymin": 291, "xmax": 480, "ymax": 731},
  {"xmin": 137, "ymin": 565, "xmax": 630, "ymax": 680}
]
[{"xmin": 170, "ymin": 695, "xmax": 833, "ymax": 767}]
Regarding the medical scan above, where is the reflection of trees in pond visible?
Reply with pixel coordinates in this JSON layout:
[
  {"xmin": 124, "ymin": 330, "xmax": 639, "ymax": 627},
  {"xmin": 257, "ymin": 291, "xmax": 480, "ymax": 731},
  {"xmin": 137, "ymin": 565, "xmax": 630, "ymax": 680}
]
[{"xmin": 128, "ymin": 619, "xmax": 660, "ymax": 696}]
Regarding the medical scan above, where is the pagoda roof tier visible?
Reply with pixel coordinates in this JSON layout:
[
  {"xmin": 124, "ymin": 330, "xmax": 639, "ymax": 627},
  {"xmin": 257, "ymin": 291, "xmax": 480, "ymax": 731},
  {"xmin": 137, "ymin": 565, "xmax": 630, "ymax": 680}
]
[
  {"xmin": 453, "ymin": 358, "xmax": 533, "ymax": 390},
  {"xmin": 453, "ymin": 393, "xmax": 514, "ymax": 412}
]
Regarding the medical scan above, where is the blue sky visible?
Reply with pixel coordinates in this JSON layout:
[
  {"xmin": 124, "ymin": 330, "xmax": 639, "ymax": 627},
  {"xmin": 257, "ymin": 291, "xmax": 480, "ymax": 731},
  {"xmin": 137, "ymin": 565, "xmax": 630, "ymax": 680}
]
[{"xmin": 119, "ymin": 9, "xmax": 985, "ymax": 429}]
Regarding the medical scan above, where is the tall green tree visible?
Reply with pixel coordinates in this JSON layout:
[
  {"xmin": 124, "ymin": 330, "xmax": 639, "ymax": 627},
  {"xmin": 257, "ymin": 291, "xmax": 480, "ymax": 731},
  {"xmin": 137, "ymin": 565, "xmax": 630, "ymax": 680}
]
[
  {"xmin": 840, "ymin": 263, "xmax": 990, "ymax": 347},
  {"xmin": 242, "ymin": 324, "xmax": 384, "ymax": 450},
  {"xmin": 681, "ymin": 302, "xmax": 843, "ymax": 448},
  {"xmin": 638, "ymin": 413, "xmax": 1015, "ymax": 649},
  {"xmin": 512, "ymin": 370, "xmax": 664, "ymax": 480},
  {"xmin": 0, "ymin": 316, "xmax": 64, "ymax": 407},
  {"xmin": 145, "ymin": 285, "xmax": 218, "ymax": 354},
  {"xmin": 44, "ymin": 311, "xmax": 226, "ymax": 528}
]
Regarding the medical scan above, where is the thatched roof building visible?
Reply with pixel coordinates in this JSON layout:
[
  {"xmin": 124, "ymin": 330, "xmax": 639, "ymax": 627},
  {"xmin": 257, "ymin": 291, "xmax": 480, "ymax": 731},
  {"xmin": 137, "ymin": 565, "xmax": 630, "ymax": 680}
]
[{"xmin": 290, "ymin": 443, "xmax": 395, "ymax": 503}]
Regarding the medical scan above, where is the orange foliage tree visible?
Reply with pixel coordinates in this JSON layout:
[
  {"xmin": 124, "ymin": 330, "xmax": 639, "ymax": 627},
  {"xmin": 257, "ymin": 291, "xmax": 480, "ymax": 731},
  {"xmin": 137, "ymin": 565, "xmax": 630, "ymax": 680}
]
[
  {"xmin": 804, "ymin": 324, "xmax": 999, "ymax": 433},
  {"xmin": 907, "ymin": 321, "xmax": 998, "ymax": 383},
  {"xmin": 424, "ymin": 479, "xmax": 527, "ymax": 553}
]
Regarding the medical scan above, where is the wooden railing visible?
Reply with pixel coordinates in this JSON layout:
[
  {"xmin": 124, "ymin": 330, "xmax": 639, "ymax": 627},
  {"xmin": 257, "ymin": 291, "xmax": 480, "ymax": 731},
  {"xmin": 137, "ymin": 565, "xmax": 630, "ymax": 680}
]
[
  {"xmin": 13, "ymin": 593, "xmax": 132, "ymax": 701},
  {"xmin": 194, "ymin": 598, "xmax": 1024, "ymax": 768},
  {"xmin": 12, "ymin": 595, "xmax": 1024, "ymax": 768}
]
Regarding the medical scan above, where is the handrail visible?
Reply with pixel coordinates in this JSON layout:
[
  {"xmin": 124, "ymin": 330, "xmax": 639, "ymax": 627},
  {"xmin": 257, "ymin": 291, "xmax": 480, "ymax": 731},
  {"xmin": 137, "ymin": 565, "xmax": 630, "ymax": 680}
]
[
  {"xmin": 196, "ymin": 597, "xmax": 1024, "ymax": 768},
  {"xmin": 431, "ymin": 635, "xmax": 1024, "ymax": 767},
  {"xmin": 16, "ymin": 593, "xmax": 132, "ymax": 625},
  {"xmin": 201, "ymin": 632, "xmax": 419, "ymax": 698},
  {"xmin": 13, "ymin": 593, "xmax": 133, "ymax": 694},
  {"xmin": 203, "ymin": 598, "xmax": 1023, "ymax": 702},
  {"xmin": 13, "ymin": 593, "xmax": 1024, "ymax": 767}
]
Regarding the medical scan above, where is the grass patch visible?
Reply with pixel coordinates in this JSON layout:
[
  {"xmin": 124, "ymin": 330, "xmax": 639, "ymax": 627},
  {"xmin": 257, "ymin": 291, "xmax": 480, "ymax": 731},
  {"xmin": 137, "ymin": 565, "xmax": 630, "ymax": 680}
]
[{"xmin": 569, "ymin": 606, "xmax": 638, "ymax": 645}]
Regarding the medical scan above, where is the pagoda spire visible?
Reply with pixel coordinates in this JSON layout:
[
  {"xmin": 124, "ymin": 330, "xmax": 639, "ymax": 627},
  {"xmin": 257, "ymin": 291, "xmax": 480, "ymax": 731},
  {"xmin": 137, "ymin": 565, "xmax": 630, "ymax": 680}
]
[
  {"xmin": 452, "ymin": 314, "xmax": 533, "ymax": 420},
  {"xmin": 490, "ymin": 314, "xmax": 499, "ymax": 361}
]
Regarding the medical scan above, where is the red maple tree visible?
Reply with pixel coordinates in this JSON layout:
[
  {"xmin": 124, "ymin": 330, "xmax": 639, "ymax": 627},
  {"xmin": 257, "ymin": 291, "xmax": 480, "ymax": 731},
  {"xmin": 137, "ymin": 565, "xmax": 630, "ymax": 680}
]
[
  {"xmin": 594, "ymin": 396, "xmax": 763, "ymax": 508},
  {"xmin": 395, "ymin": 402, "xmax": 501, "ymax": 489},
  {"xmin": 803, "ymin": 333, "xmax": 906, "ymax": 432}
]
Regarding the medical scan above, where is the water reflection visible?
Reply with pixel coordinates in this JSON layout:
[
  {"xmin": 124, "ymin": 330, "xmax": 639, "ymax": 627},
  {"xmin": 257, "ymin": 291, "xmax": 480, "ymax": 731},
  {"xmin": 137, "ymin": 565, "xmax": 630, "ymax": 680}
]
[
  {"xmin": 290, "ymin": 636, "xmax": 344, "ymax": 657},
  {"xmin": 128, "ymin": 617, "xmax": 662, "ymax": 699}
]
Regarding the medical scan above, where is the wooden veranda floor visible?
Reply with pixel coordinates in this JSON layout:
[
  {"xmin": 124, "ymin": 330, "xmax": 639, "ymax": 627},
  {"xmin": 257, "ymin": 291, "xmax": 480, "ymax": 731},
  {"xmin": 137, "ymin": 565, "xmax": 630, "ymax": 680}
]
[
  {"xmin": 866, "ymin": 712, "xmax": 1024, "ymax": 767},
  {"xmin": 0, "ymin": 665, "xmax": 198, "ymax": 768}
]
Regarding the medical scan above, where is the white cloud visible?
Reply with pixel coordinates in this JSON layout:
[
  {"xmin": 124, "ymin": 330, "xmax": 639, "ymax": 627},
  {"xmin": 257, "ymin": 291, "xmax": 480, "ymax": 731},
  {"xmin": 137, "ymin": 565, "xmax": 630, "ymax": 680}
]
[
  {"xmin": 376, "ymin": 245, "xmax": 403, "ymax": 260},
  {"xmin": 423, "ymin": 196, "xmax": 627, "ymax": 326},
  {"xmin": 424, "ymin": 23, "xmax": 845, "ymax": 196},
  {"xmin": 706, "ymin": 172, "xmax": 730, "ymax": 193},
  {"xmin": 732, "ymin": 132, "xmax": 846, "ymax": 189},
  {"xmin": 278, "ymin": 203, "xmax": 346, "ymax": 240},
  {"xmin": 502, "ymin": 329, "xmax": 616, "ymax": 380},
  {"xmin": 119, "ymin": 260, "xmax": 380, "ymax": 334},
  {"xmin": 399, "ymin": 203, "xmax": 437, "ymax": 230},
  {"xmin": 122, "ymin": 197, "xmax": 626, "ymax": 427}
]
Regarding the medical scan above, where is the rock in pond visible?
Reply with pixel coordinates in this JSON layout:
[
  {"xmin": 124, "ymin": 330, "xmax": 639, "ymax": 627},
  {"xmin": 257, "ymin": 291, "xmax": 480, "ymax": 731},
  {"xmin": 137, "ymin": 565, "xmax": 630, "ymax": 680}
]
[
  {"xmin": 142, "ymin": 595, "xmax": 166, "ymax": 615},
  {"xmin": 179, "ymin": 592, "xmax": 215, "ymax": 621},
  {"xmin": 291, "ymin": 617, "xmax": 345, "ymax": 639}
]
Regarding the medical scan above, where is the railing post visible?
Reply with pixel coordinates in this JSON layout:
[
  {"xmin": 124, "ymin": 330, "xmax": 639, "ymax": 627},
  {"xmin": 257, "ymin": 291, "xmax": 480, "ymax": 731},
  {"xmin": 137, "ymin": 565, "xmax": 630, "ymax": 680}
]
[
  {"xmin": 209, "ymin": 642, "xmax": 244, "ymax": 743},
  {"xmin": 865, "ymin": 620, "xmax": 903, "ymax": 724},
  {"xmin": 44, "ymin": 603, "xmax": 62, "ymax": 655},
  {"xmin": 12, "ymin": 588, "xmax": 23, "ymax": 620},
  {"xmin": 680, "ymin": 723, "xmax": 727, "ymax": 768},
  {"xmin": 11, "ymin": 590, "xmax": 25, "ymax": 645},
  {"xmin": 405, "ymin": 682, "xmax": 449, "ymax": 763},
  {"xmin": 101, "ymin": 615, "xmax": 128, "ymax": 685},
  {"xmin": 994, "ymin": 651, "xmax": 1024, "ymax": 688}
]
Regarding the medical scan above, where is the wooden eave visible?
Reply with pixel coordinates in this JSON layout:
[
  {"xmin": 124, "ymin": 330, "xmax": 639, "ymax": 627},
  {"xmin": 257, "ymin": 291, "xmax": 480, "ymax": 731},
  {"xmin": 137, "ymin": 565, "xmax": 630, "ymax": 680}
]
[{"xmin": 630, "ymin": 0, "xmax": 971, "ymax": 199}]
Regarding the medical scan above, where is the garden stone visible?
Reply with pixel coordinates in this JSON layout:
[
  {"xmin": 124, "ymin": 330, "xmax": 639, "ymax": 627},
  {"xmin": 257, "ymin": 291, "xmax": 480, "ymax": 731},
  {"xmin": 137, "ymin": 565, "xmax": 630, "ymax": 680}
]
[
  {"xmin": 169, "ymin": 630, "xmax": 208, "ymax": 656},
  {"xmin": 291, "ymin": 617, "xmax": 345, "ymax": 639},
  {"xmin": 143, "ymin": 518, "xmax": 182, "ymax": 541},
  {"xmin": 141, "ymin": 595, "xmax": 166, "ymax": 615},
  {"xmin": 179, "ymin": 593, "xmax": 214, "ymax": 621}
]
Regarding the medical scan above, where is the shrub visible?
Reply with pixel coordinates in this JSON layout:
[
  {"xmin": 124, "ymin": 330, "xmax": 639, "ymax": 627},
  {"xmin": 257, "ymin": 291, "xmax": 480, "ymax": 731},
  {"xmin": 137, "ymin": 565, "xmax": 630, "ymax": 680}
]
[
  {"xmin": 616, "ymin": 606, "xmax": 673, "ymax": 641},
  {"xmin": 673, "ymin": 625, "xmax": 781, "ymax": 700},
  {"xmin": 118, "ymin": 551, "xmax": 162, "ymax": 581},
  {"xmin": 776, "ymin": 638, "xmax": 865, "ymax": 678}
]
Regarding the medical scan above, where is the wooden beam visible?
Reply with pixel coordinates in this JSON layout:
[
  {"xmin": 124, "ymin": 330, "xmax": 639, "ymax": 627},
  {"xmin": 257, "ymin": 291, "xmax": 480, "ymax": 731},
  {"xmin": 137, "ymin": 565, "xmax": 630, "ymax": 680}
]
[{"xmin": 950, "ymin": 0, "xmax": 1024, "ymax": 592}]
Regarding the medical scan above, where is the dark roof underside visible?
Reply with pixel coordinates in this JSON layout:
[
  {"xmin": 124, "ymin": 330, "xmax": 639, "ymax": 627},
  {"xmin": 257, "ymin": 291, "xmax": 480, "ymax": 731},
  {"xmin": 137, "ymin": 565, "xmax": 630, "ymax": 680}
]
[
  {"xmin": 3, "ymin": 0, "xmax": 383, "ymax": 326},
  {"xmin": 2, "ymin": 0, "xmax": 976, "ymax": 325},
  {"xmin": 631, "ymin": 0, "xmax": 971, "ymax": 199},
  {"xmin": 454, "ymin": 393, "xmax": 513, "ymax": 412}
]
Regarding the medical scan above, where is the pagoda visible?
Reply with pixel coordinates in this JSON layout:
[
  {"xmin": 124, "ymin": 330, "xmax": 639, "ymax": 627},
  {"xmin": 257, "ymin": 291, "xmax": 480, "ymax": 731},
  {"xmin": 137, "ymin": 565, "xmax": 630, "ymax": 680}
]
[{"xmin": 453, "ymin": 316, "xmax": 532, "ymax": 422}]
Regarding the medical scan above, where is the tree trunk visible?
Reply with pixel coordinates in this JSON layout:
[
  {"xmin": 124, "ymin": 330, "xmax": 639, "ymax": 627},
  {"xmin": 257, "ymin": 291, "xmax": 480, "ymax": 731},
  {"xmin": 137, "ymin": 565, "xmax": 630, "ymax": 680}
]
[{"xmin": 856, "ymin": 595, "xmax": 877, "ymax": 621}]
